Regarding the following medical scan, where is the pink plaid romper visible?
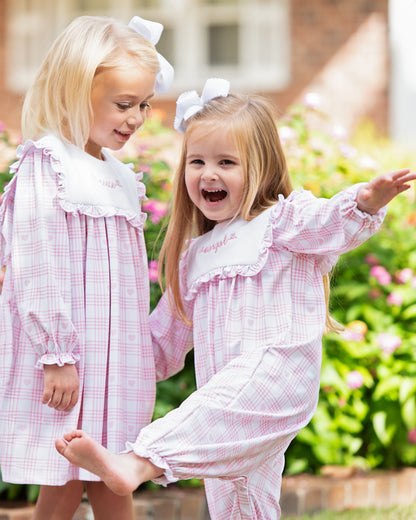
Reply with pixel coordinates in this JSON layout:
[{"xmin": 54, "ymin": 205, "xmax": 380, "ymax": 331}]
[
  {"xmin": 0, "ymin": 135, "xmax": 155, "ymax": 485},
  {"xmin": 128, "ymin": 186, "xmax": 386, "ymax": 520}
]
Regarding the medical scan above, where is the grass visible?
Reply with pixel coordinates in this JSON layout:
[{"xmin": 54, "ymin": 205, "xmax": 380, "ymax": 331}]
[{"xmin": 285, "ymin": 504, "xmax": 416, "ymax": 519}]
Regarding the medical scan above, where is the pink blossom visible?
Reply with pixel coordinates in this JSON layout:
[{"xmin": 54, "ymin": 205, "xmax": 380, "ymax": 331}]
[
  {"xmin": 377, "ymin": 333, "xmax": 402, "ymax": 354},
  {"xmin": 369, "ymin": 288, "xmax": 382, "ymax": 300},
  {"xmin": 331, "ymin": 125, "xmax": 348, "ymax": 140},
  {"xmin": 303, "ymin": 92, "xmax": 322, "ymax": 109},
  {"xmin": 338, "ymin": 142, "xmax": 358, "ymax": 159},
  {"xmin": 341, "ymin": 328, "xmax": 364, "ymax": 342},
  {"xmin": 278, "ymin": 125, "xmax": 297, "ymax": 143},
  {"xmin": 357, "ymin": 155, "xmax": 379, "ymax": 172},
  {"xmin": 408, "ymin": 429, "xmax": 416, "ymax": 444},
  {"xmin": 346, "ymin": 371, "xmax": 364, "ymax": 389},
  {"xmin": 365, "ymin": 253, "xmax": 379, "ymax": 266},
  {"xmin": 148, "ymin": 260, "xmax": 158, "ymax": 283},
  {"xmin": 142, "ymin": 199, "xmax": 169, "ymax": 224},
  {"xmin": 395, "ymin": 268, "xmax": 413, "ymax": 284},
  {"xmin": 140, "ymin": 164, "xmax": 151, "ymax": 173},
  {"xmin": 370, "ymin": 265, "xmax": 391, "ymax": 286},
  {"xmin": 387, "ymin": 292, "xmax": 403, "ymax": 306}
]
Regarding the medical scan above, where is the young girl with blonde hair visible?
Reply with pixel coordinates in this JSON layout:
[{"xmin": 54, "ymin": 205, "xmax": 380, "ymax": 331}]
[
  {"xmin": 56, "ymin": 79, "xmax": 415, "ymax": 520},
  {"xmin": 0, "ymin": 14, "xmax": 172, "ymax": 520}
]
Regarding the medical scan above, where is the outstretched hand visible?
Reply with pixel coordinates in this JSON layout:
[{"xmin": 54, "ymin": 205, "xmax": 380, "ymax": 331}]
[{"xmin": 356, "ymin": 169, "xmax": 416, "ymax": 215}]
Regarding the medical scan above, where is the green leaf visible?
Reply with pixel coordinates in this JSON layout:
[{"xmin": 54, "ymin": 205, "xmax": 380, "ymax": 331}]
[{"xmin": 372, "ymin": 411, "xmax": 396, "ymax": 446}]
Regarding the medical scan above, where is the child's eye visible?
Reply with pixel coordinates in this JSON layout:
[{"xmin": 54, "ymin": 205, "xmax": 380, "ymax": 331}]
[
  {"xmin": 220, "ymin": 159, "xmax": 235, "ymax": 166},
  {"xmin": 116, "ymin": 103, "xmax": 131, "ymax": 111},
  {"xmin": 140, "ymin": 102, "xmax": 152, "ymax": 111},
  {"xmin": 190, "ymin": 159, "xmax": 204, "ymax": 165}
]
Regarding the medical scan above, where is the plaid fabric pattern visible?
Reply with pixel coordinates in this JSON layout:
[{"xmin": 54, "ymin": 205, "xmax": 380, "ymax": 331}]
[
  {"xmin": 0, "ymin": 139, "xmax": 155, "ymax": 485},
  {"xmin": 132, "ymin": 186, "xmax": 386, "ymax": 519}
]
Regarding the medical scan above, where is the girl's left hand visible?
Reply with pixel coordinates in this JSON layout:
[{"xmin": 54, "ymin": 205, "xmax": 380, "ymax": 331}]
[
  {"xmin": 356, "ymin": 168, "xmax": 416, "ymax": 214},
  {"xmin": 42, "ymin": 363, "xmax": 79, "ymax": 412}
]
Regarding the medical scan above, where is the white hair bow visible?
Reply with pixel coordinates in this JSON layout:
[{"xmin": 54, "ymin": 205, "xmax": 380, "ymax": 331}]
[
  {"xmin": 128, "ymin": 16, "xmax": 174, "ymax": 94},
  {"xmin": 174, "ymin": 78, "xmax": 230, "ymax": 133}
]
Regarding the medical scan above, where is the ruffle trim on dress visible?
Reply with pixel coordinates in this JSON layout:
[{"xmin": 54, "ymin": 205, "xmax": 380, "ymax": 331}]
[
  {"xmin": 11, "ymin": 137, "xmax": 147, "ymax": 229},
  {"xmin": 125, "ymin": 442, "xmax": 178, "ymax": 486},
  {"xmin": 35, "ymin": 352, "xmax": 81, "ymax": 368},
  {"xmin": 184, "ymin": 209, "xmax": 275, "ymax": 300}
]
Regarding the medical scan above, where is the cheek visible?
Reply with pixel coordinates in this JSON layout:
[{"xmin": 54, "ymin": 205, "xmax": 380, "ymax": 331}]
[{"xmin": 184, "ymin": 171, "xmax": 197, "ymax": 196}]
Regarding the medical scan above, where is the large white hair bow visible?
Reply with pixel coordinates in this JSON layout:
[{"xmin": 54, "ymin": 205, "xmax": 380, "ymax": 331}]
[
  {"xmin": 174, "ymin": 78, "xmax": 230, "ymax": 133},
  {"xmin": 128, "ymin": 16, "xmax": 174, "ymax": 94}
]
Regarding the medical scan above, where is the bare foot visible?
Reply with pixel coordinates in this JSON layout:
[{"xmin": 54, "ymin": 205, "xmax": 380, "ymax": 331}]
[{"xmin": 55, "ymin": 430, "xmax": 158, "ymax": 495}]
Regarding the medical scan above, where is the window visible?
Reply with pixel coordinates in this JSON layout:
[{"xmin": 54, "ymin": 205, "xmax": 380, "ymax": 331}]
[{"xmin": 6, "ymin": 0, "xmax": 290, "ymax": 95}]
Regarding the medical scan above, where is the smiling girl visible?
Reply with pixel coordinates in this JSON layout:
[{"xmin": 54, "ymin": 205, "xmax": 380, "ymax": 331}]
[
  {"xmin": 56, "ymin": 78, "xmax": 416, "ymax": 520},
  {"xmin": 0, "ymin": 15, "xmax": 172, "ymax": 520}
]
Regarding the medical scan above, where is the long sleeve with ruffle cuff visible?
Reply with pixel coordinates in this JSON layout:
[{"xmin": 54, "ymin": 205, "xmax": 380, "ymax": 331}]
[
  {"xmin": 2, "ymin": 138, "xmax": 82, "ymax": 368},
  {"xmin": 36, "ymin": 352, "xmax": 80, "ymax": 368}
]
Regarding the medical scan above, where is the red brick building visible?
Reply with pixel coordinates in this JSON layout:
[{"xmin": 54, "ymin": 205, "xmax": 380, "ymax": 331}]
[{"xmin": 0, "ymin": 0, "xmax": 389, "ymax": 137}]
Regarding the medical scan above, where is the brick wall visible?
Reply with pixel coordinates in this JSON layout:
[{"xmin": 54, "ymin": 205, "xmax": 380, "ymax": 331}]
[{"xmin": 0, "ymin": 0, "xmax": 389, "ymax": 135}]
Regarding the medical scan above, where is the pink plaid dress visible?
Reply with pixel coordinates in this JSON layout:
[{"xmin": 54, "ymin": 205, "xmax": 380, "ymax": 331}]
[
  {"xmin": 129, "ymin": 186, "xmax": 386, "ymax": 520},
  {"xmin": 0, "ymin": 135, "xmax": 155, "ymax": 485}
]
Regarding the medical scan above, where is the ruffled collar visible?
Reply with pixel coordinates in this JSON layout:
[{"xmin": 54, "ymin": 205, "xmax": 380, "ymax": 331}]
[
  {"xmin": 12, "ymin": 135, "xmax": 147, "ymax": 228},
  {"xmin": 186, "ymin": 206, "xmax": 274, "ymax": 288}
]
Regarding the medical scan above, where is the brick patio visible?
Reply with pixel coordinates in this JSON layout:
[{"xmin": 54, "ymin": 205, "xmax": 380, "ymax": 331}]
[{"xmin": 1, "ymin": 468, "xmax": 416, "ymax": 519}]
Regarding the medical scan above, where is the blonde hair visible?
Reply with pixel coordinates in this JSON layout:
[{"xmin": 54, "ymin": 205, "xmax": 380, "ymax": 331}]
[
  {"xmin": 160, "ymin": 92, "xmax": 340, "ymax": 332},
  {"xmin": 21, "ymin": 16, "xmax": 160, "ymax": 148}
]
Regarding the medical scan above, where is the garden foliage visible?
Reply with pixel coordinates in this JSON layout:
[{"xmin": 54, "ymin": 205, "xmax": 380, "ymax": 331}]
[{"xmin": 1, "ymin": 99, "xmax": 416, "ymax": 500}]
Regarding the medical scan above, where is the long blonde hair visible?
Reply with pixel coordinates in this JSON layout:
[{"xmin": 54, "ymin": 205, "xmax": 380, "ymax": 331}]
[
  {"xmin": 160, "ymin": 93, "xmax": 339, "ymax": 332},
  {"xmin": 21, "ymin": 16, "xmax": 159, "ymax": 149}
]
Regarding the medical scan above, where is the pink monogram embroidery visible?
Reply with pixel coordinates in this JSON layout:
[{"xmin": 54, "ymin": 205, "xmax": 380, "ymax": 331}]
[
  {"xmin": 98, "ymin": 178, "xmax": 122, "ymax": 189},
  {"xmin": 199, "ymin": 232, "xmax": 238, "ymax": 254}
]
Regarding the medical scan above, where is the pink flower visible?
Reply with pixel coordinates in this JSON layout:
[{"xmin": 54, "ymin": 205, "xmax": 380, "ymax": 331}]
[
  {"xmin": 346, "ymin": 371, "xmax": 364, "ymax": 390},
  {"xmin": 357, "ymin": 155, "xmax": 379, "ymax": 172},
  {"xmin": 303, "ymin": 92, "xmax": 322, "ymax": 109},
  {"xmin": 148, "ymin": 260, "xmax": 158, "ymax": 283},
  {"xmin": 377, "ymin": 333, "xmax": 402, "ymax": 354},
  {"xmin": 338, "ymin": 142, "xmax": 358, "ymax": 159},
  {"xmin": 278, "ymin": 125, "xmax": 297, "ymax": 143},
  {"xmin": 395, "ymin": 268, "xmax": 413, "ymax": 284},
  {"xmin": 369, "ymin": 288, "xmax": 382, "ymax": 300},
  {"xmin": 387, "ymin": 292, "xmax": 403, "ymax": 306},
  {"xmin": 331, "ymin": 125, "xmax": 348, "ymax": 140},
  {"xmin": 142, "ymin": 199, "xmax": 169, "ymax": 224},
  {"xmin": 408, "ymin": 429, "xmax": 416, "ymax": 444},
  {"xmin": 140, "ymin": 164, "xmax": 151, "ymax": 173},
  {"xmin": 365, "ymin": 253, "xmax": 379, "ymax": 266},
  {"xmin": 341, "ymin": 328, "xmax": 364, "ymax": 342},
  {"xmin": 370, "ymin": 265, "xmax": 391, "ymax": 286}
]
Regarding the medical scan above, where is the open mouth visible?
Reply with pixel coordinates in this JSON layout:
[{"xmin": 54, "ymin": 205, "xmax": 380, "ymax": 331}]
[
  {"xmin": 202, "ymin": 189, "xmax": 227, "ymax": 203},
  {"xmin": 115, "ymin": 129, "xmax": 131, "ymax": 139}
]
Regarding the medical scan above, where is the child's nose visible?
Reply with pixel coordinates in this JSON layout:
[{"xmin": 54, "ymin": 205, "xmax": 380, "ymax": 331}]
[
  {"xmin": 127, "ymin": 108, "xmax": 145, "ymax": 127},
  {"xmin": 201, "ymin": 166, "xmax": 218, "ymax": 181}
]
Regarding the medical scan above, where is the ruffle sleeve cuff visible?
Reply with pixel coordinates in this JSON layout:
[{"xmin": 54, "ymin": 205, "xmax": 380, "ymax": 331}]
[
  {"xmin": 124, "ymin": 441, "xmax": 178, "ymax": 486},
  {"xmin": 35, "ymin": 352, "xmax": 80, "ymax": 368}
]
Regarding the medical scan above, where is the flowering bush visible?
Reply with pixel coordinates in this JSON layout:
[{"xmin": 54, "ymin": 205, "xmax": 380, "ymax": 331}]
[
  {"xmin": 1, "ymin": 99, "xmax": 416, "ymax": 500},
  {"xmin": 280, "ymin": 98, "xmax": 416, "ymax": 475}
]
